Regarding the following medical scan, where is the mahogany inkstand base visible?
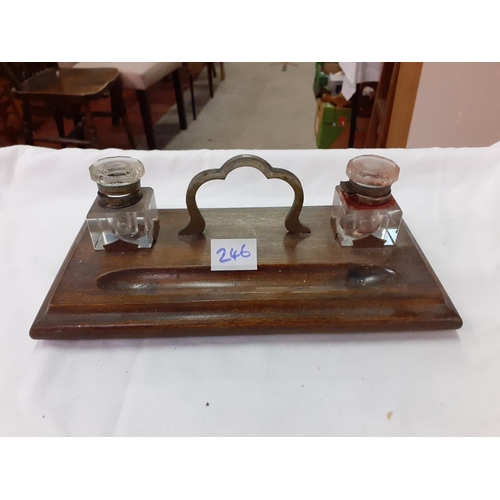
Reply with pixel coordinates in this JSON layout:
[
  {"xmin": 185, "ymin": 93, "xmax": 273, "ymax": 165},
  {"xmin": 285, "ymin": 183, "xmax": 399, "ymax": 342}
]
[{"xmin": 30, "ymin": 155, "xmax": 462, "ymax": 340}]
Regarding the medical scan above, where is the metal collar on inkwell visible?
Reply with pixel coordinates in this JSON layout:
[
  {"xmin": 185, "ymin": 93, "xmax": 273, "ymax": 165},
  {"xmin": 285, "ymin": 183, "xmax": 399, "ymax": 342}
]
[{"xmin": 340, "ymin": 179, "xmax": 392, "ymax": 206}]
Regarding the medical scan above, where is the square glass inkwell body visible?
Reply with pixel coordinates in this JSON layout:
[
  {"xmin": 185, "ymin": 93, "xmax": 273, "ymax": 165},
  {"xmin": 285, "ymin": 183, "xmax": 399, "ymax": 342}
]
[
  {"xmin": 332, "ymin": 155, "xmax": 403, "ymax": 246},
  {"xmin": 86, "ymin": 156, "xmax": 158, "ymax": 250}
]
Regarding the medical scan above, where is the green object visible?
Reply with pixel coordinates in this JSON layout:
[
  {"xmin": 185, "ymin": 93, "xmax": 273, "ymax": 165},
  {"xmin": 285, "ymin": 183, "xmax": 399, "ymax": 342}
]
[
  {"xmin": 316, "ymin": 103, "xmax": 351, "ymax": 149},
  {"xmin": 313, "ymin": 62, "xmax": 329, "ymax": 98}
]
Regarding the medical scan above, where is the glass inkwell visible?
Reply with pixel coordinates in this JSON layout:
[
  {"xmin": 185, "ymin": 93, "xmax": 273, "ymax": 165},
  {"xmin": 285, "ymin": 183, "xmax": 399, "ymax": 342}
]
[
  {"xmin": 86, "ymin": 156, "xmax": 159, "ymax": 251},
  {"xmin": 332, "ymin": 154, "xmax": 402, "ymax": 246}
]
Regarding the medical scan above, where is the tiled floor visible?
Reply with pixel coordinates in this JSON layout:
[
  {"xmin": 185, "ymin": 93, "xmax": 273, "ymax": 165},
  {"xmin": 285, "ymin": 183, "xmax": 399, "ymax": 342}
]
[{"xmin": 162, "ymin": 62, "xmax": 317, "ymax": 150}]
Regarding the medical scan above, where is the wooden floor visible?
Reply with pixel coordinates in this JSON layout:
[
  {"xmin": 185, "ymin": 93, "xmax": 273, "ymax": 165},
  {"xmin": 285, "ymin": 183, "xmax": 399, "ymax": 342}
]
[{"xmin": 0, "ymin": 63, "xmax": 207, "ymax": 150}]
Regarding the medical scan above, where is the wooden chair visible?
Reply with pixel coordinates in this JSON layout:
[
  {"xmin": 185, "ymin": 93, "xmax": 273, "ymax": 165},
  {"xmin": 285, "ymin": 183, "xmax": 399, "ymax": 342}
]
[
  {"xmin": 74, "ymin": 62, "xmax": 187, "ymax": 150},
  {"xmin": 1, "ymin": 63, "xmax": 135, "ymax": 148}
]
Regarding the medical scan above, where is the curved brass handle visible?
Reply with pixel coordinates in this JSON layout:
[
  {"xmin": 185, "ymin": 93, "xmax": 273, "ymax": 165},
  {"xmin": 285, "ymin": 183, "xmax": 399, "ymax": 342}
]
[{"xmin": 178, "ymin": 154, "xmax": 311, "ymax": 235}]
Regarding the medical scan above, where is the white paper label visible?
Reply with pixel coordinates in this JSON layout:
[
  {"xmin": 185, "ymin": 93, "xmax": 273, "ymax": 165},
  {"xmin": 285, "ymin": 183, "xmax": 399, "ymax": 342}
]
[{"xmin": 210, "ymin": 239, "xmax": 257, "ymax": 271}]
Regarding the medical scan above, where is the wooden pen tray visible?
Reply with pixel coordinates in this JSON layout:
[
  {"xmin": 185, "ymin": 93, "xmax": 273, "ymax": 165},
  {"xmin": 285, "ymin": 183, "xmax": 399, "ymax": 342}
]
[{"xmin": 30, "ymin": 206, "xmax": 462, "ymax": 339}]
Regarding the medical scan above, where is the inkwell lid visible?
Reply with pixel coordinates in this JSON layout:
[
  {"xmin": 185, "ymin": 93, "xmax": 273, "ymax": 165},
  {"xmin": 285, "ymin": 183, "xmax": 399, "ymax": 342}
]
[
  {"xmin": 89, "ymin": 156, "xmax": 145, "ymax": 209},
  {"xmin": 342, "ymin": 155, "xmax": 400, "ymax": 206}
]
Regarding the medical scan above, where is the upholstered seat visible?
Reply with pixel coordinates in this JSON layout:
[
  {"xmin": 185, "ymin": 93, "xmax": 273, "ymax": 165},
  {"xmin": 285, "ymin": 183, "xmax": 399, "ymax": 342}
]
[
  {"xmin": 73, "ymin": 62, "xmax": 187, "ymax": 149},
  {"xmin": 74, "ymin": 62, "xmax": 181, "ymax": 91}
]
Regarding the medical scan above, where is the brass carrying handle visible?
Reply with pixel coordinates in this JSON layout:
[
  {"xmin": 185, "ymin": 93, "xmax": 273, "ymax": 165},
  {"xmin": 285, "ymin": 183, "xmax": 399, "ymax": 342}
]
[{"xmin": 178, "ymin": 154, "xmax": 311, "ymax": 235}]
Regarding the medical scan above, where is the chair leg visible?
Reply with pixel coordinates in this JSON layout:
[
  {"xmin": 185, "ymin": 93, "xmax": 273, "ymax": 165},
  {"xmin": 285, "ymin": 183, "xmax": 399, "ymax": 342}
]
[
  {"xmin": 54, "ymin": 106, "xmax": 65, "ymax": 138},
  {"xmin": 121, "ymin": 108, "xmax": 135, "ymax": 149},
  {"xmin": 112, "ymin": 81, "xmax": 135, "ymax": 149},
  {"xmin": 82, "ymin": 103, "xmax": 98, "ymax": 147},
  {"xmin": 189, "ymin": 73, "xmax": 196, "ymax": 120},
  {"xmin": 53, "ymin": 105, "xmax": 66, "ymax": 148},
  {"xmin": 207, "ymin": 63, "xmax": 214, "ymax": 98},
  {"xmin": 137, "ymin": 89, "xmax": 157, "ymax": 150},
  {"xmin": 71, "ymin": 104, "xmax": 85, "ymax": 143},
  {"xmin": 172, "ymin": 68, "xmax": 187, "ymax": 130},
  {"xmin": 220, "ymin": 62, "xmax": 225, "ymax": 81},
  {"xmin": 182, "ymin": 63, "xmax": 196, "ymax": 120},
  {"xmin": 21, "ymin": 100, "xmax": 34, "ymax": 146},
  {"xmin": 110, "ymin": 89, "xmax": 120, "ymax": 126}
]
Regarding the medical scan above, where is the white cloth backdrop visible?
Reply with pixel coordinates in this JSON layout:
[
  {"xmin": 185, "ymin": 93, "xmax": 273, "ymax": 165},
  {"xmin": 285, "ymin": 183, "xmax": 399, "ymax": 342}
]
[{"xmin": 1, "ymin": 145, "xmax": 499, "ymax": 436}]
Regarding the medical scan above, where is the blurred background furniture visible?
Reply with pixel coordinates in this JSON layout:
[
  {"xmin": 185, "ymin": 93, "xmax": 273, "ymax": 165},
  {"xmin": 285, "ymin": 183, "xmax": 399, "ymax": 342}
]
[
  {"xmin": 74, "ymin": 62, "xmax": 187, "ymax": 149},
  {"xmin": 365, "ymin": 62, "xmax": 400, "ymax": 148},
  {"xmin": 207, "ymin": 62, "xmax": 225, "ymax": 97},
  {"xmin": 365, "ymin": 62, "xmax": 423, "ymax": 148},
  {"xmin": 313, "ymin": 62, "xmax": 383, "ymax": 148},
  {"xmin": 0, "ymin": 72, "xmax": 22, "ymax": 144},
  {"xmin": 1, "ymin": 63, "xmax": 134, "ymax": 148},
  {"xmin": 337, "ymin": 63, "xmax": 382, "ymax": 148},
  {"xmin": 183, "ymin": 62, "xmax": 225, "ymax": 120},
  {"xmin": 314, "ymin": 62, "xmax": 422, "ymax": 149}
]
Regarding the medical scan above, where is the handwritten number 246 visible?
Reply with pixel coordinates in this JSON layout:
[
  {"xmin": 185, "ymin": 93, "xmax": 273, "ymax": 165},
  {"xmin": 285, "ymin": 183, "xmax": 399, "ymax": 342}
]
[{"xmin": 216, "ymin": 244, "xmax": 251, "ymax": 263}]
